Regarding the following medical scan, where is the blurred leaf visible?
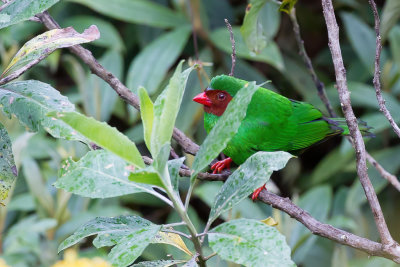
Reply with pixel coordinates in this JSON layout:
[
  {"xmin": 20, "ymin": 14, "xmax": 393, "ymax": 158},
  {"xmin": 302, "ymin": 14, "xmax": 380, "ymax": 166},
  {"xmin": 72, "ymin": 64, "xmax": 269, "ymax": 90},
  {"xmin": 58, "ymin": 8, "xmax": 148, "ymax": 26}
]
[
  {"xmin": 2, "ymin": 25, "xmax": 100, "ymax": 77},
  {"xmin": 341, "ymin": 12, "xmax": 375, "ymax": 74},
  {"xmin": 22, "ymin": 157, "xmax": 54, "ymax": 216},
  {"xmin": 241, "ymin": 0, "xmax": 269, "ymax": 54},
  {"xmin": 59, "ymin": 215, "xmax": 160, "ymax": 266},
  {"xmin": 85, "ymin": 50, "xmax": 123, "ymax": 121},
  {"xmin": 345, "ymin": 146, "xmax": 400, "ymax": 213},
  {"xmin": 138, "ymin": 87, "xmax": 154, "ymax": 150},
  {"xmin": 260, "ymin": 1, "xmax": 281, "ymax": 40},
  {"xmin": 151, "ymin": 231, "xmax": 192, "ymax": 256},
  {"xmin": 381, "ymin": 0, "xmax": 400, "ymax": 42},
  {"xmin": 48, "ymin": 111, "xmax": 145, "ymax": 168},
  {"xmin": 0, "ymin": 123, "xmax": 17, "ymax": 202},
  {"xmin": 191, "ymin": 81, "xmax": 259, "ymax": 178},
  {"xmin": 4, "ymin": 215, "xmax": 57, "ymax": 255},
  {"xmin": 0, "ymin": 81, "xmax": 85, "ymax": 141},
  {"xmin": 349, "ymin": 257, "xmax": 398, "ymax": 267},
  {"xmin": 389, "ymin": 26, "xmax": 400, "ymax": 68},
  {"xmin": 262, "ymin": 217, "xmax": 278, "ymax": 226},
  {"xmin": 150, "ymin": 62, "xmax": 193, "ymax": 156},
  {"xmin": 67, "ymin": 0, "xmax": 187, "ymax": 28},
  {"xmin": 62, "ymin": 16, "xmax": 125, "ymax": 51},
  {"xmin": 168, "ymin": 157, "xmax": 185, "ymax": 193},
  {"xmin": 208, "ymin": 151, "xmax": 293, "ymax": 225},
  {"xmin": 211, "ymin": 27, "xmax": 284, "ymax": 71},
  {"xmin": 55, "ymin": 150, "xmax": 156, "ymax": 198},
  {"xmin": 132, "ymin": 260, "xmax": 187, "ymax": 267},
  {"xmin": 0, "ymin": 0, "xmax": 59, "ymax": 29},
  {"xmin": 291, "ymin": 185, "xmax": 332, "ymax": 263},
  {"xmin": 279, "ymin": 0, "xmax": 297, "ymax": 14},
  {"xmin": 127, "ymin": 26, "xmax": 191, "ymax": 95},
  {"xmin": 208, "ymin": 219, "xmax": 295, "ymax": 267},
  {"xmin": 7, "ymin": 193, "xmax": 35, "ymax": 211}
]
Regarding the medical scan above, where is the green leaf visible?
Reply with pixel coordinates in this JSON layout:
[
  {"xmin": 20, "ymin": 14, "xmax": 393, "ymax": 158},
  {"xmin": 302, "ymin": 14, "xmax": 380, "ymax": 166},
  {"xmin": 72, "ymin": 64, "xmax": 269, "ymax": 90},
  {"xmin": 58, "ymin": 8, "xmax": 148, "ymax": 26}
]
[
  {"xmin": 47, "ymin": 111, "xmax": 145, "ymax": 168},
  {"xmin": 208, "ymin": 151, "xmax": 292, "ymax": 225},
  {"xmin": 389, "ymin": 26, "xmax": 400, "ymax": 68},
  {"xmin": 4, "ymin": 215, "xmax": 57, "ymax": 255},
  {"xmin": 381, "ymin": 0, "xmax": 400, "ymax": 42},
  {"xmin": 127, "ymin": 25, "xmax": 191, "ymax": 95},
  {"xmin": 55, "ymin": 150, "xmax": 157, "ymax": 199},
  {"xmin": 22, "ymin": 157, "xmax": 54, "ymax": 216},
  {"xmin": 0, "ymin": 0, "xmax": 59, "ymax": 29},
  {"xmin": 85, "ymin": 49, "xmax": 123, "ymax": 121},
  {"xmin": 208, "ymin": 219, "xmax": 295, "ymax": 267},
  {"xmin": 341, "ymin": 12, "xmax": 375, "ymax": 74},
  {"xmin": 138, "ymin": 87, "xmax": 154, "ymax": 151},
  {"xmin": 150, "ymin": 62, "xmax": 193, "ymax": 156},
  {"xmin": 290, "ymin": 185, "xmax": 332, "ymax": 263},
  {"xmin": 168, "ymin": 157, "xmax": 185, "ymax": 193},
  {"xmin": 67, "ymin": 0, "xmax": 187, "ymax": 28},
  {"xmin": 0, "ymin": 123, "xmax": 17, "ymax": 202},
  {"xmin": 62, "ymin": 16, "xmax": 125, "ymax": 51},
  {"xmin": 59, "ymin": 215, "xmax": 160, "ymax": 267},
  {"xmin": 0, "ymin": 80, "xmax": 85, "ymax": 141},
  {"xmin": 259, "ymin": 1, "xmax": 281, "ymax": 40},
  {"xmin": 2, "ymin": 25, "xmax": 100, "ymax": 77},
  {"xmin": 132, "ymin": 260, "xmax": 187, "ymax": 267},
  {"xmin": 129, "ymin": 166, "xmax": 164, "ymax": 189},
  {"xmin": 182, "ymin": 256, "xmax": 198, "ymax": 267},
  {"xmin": 240, "ymin": 0, "xmax": 269, "ymax": 53},
  {"xmin": 191, "ymin": 81, "xmax": 259, "ymax": 178},
  {"xmin": 279, "ymin": 0, "xmax": 297, "ymax": 14},
  {"xmin": 211, "ymin": 26, "xmax": 284, "ymax": 71}
]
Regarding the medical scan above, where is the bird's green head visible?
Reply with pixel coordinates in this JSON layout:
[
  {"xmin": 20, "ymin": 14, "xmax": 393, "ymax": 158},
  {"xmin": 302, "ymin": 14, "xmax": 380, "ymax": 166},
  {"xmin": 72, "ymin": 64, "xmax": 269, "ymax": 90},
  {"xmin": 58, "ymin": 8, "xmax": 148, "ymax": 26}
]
[{"xmin": 192, "ymin": 75, "xmax": 248, "ymax": 116}]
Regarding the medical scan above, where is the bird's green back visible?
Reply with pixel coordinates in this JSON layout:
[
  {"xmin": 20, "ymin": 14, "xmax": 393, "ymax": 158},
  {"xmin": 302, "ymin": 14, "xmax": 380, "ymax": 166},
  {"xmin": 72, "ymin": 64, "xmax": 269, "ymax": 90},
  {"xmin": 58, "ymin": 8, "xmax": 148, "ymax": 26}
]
[{"xmin": 204, "ymin": 75, "xmax": 338, "ymax": 164}]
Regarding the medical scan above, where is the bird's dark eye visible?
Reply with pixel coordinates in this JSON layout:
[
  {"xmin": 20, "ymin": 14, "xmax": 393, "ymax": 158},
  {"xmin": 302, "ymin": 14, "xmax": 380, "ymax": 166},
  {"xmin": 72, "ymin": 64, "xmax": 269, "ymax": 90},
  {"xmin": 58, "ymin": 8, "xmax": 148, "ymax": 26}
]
[{"xmin": 217, "ymin": 93, "xmax": 226, "ymax": 101}]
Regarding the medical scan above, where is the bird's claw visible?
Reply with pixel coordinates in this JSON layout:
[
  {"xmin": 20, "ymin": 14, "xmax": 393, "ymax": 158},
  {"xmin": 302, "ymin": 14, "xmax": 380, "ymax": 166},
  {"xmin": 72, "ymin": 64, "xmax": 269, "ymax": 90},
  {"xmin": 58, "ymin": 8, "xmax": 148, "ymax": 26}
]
[
  {"xmin": 251, "ymin": 184, "xmax": 267, "ymax": 201},
  {"xmin": 211, "ymin": 158, "xmax": 232, "ymax": 174}
]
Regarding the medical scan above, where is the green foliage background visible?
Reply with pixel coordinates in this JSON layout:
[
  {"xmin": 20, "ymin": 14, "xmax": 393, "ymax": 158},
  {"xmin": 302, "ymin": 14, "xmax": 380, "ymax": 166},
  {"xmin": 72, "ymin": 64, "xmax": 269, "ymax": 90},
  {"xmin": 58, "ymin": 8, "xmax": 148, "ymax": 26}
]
[{"xmin": 1, "ymin": 0, "xmax": 400, "ymax": 266}]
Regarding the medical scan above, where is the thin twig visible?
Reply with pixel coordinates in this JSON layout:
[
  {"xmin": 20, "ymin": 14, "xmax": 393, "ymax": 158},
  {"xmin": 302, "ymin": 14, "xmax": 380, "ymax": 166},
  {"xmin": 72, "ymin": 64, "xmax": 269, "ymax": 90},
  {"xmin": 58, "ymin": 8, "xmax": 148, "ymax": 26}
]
[
  {"xmin": 368, "ymin": 0, "xmax": 400, "ymax": 139},
  {"xmin": 224, "ymin": 19, "xmax": 236, "ymax": 76},
  {"xmin": 289, "ymin": 6, "xmax": 400, "ymax": 192},
  {"xmin": 289, "ymin": 8, "xmax": 336, "ymax": 117},
  {"xmin": 0, "ymin": 56, "xmax": 43, "ymax": 85},
  {"xmin": 321, "ymin": 0, "xmax": 396, "ymax": 248}
]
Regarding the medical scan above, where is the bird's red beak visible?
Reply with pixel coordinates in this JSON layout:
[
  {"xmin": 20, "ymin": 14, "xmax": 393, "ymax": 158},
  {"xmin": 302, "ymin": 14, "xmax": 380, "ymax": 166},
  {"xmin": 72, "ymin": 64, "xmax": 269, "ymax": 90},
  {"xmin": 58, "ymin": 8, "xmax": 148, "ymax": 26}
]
[{"xmin": 193, "ymin": 92, "xmax": 212, "ymax": 107}]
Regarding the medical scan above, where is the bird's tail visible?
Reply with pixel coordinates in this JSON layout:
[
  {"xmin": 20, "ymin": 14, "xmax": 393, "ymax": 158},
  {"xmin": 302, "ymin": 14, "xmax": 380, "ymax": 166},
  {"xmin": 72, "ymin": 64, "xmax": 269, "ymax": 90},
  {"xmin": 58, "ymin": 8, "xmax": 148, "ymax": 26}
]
[{"xmin": 325, "ymin": 118, "xmax": 375, "ymax": 138}]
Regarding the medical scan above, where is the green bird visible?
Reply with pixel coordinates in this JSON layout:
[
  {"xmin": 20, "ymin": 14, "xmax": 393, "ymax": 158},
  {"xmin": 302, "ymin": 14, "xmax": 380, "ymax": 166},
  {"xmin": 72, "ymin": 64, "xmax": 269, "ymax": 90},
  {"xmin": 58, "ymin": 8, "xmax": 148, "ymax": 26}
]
[{"xmin": 193, "ymin": 75, "xmax": 373, "ymax": 199}]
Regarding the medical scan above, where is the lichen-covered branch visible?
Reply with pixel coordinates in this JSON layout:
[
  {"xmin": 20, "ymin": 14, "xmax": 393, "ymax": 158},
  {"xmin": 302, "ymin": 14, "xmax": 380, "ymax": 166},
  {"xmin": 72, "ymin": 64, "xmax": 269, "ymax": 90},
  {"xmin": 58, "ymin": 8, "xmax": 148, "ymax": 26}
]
[{"xmin": 321, "ymin": 0, "xmax": 396, "ymax": 249}]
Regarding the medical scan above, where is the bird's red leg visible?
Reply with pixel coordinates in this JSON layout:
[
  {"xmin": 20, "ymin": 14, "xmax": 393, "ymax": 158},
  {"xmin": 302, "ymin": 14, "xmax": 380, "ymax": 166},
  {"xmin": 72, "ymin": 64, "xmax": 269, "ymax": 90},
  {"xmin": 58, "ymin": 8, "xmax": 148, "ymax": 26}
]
[
  {"xmin": 251, "ymin": 184, "xmax": 266, "ymax": 201},
  {"xmin": 211, "ymin": 158, "xmax": 232, "ymax": 174}
]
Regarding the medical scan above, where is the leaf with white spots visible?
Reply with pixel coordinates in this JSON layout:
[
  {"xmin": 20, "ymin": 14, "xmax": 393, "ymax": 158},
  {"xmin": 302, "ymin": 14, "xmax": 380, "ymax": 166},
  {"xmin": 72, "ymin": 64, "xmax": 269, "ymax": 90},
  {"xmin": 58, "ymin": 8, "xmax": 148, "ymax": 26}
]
[
  {"xmin": 59, "ymin": 215, "xmax": 160, "ymax": 267},
  {"xmin": 0, "ymin": 123, "xmax": 17, "ymax": 203},
  {"xmin": 55, "ymin": 150, "xmax": 156, "ymax": 198},
  {"xmin": 208, "ymin": 219, "xmax": 295, "ymax": 267},
  {"xmin": 132, "ymin": 260, "xmax": 187, "ymax": 267},
  {"xmin": 208, "ymin": 151, "xmax": 293, "ymax": 225},
  {"xmin": 0, "ymin": 80, "xmax": 86, "ymax": 141},
  {"xmin": 2, "ymin": 25, "xmax": 99, "ymax": 77},
  {"xmin": 191, "ymin": 81, "xmax": 259, "ymax": 180},
  {"xmin": 47, "ymin": 111, "xmax": 145, "ymax": 168}
]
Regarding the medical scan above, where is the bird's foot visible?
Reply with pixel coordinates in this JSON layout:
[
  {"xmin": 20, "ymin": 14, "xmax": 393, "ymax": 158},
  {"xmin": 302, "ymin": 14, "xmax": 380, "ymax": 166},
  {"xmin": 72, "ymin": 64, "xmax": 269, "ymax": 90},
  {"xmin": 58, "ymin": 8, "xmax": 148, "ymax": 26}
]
[
  {"xmin": 251, "ymin": 184, "xmax": 267, "ymax": 202},
  {"xmin": 211, "ymin": 158, "xmax": 232, "ymax": 174}
]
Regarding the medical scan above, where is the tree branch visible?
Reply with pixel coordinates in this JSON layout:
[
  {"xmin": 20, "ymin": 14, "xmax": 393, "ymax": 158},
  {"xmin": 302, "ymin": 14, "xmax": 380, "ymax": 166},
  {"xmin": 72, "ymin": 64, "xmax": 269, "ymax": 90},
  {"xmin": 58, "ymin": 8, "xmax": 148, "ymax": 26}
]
[
  {"xmin": 321, "ymin": 0, "xmax": 396, "ymax": 248},
  {"xmin": 0, "ymin": 56, "xmax": 43, "ymax": 86},
  {"xmin": 258, "ymin": 190, "xmax": 400, "ymax": 263},
  {"xmin": 368, "ymin": 0, "xmax": 400, "ymax": 138},
  {"xmin": 289, "ymin": 6, "xmax": 400, "ymax": 192}
]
